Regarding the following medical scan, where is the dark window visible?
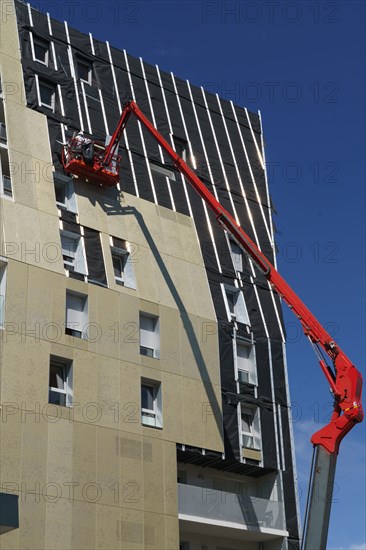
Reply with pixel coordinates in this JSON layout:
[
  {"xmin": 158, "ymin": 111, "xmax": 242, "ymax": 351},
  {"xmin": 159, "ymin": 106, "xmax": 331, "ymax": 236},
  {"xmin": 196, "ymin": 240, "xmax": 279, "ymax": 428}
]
[
  {"xmin": 33, "ymin": 38, "xmax": 49, "ymax": 65},
  {"xmin": 77, "ymin": 60, "xmax": 92, "ymax": 84}
]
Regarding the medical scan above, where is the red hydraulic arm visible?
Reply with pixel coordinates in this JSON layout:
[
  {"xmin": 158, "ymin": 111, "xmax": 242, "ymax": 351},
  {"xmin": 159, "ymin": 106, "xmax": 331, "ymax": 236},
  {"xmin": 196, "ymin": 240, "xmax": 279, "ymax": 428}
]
[{"xmin": 107, "ymin": 100, "xmax": 363, "ymax": 455}]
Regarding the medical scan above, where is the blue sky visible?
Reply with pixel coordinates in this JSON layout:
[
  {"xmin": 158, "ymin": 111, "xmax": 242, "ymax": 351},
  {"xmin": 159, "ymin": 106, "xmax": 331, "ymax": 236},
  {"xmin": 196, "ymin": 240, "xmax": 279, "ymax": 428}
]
[{"xmin": 28, "ymin": 1, "xmax": 366, "ymax": 547}]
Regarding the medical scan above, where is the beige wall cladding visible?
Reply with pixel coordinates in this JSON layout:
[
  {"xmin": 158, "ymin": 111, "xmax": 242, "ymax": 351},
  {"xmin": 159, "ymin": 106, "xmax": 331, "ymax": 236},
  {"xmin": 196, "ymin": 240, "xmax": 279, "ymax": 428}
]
[
  {"xmin": 5, "ymin": 100, "xmax": 53, "ymax": 164},
  {"xmin": 1, "ymin": 201, "xmax": 64, "ymax": 274},
  {"xmin": 0, "ymin": 54, "xmax": 26, "ymax": 107},
  {"xmin": 0, "ymin": 4, "xmax": 224, "ymax": 546},
  {"xmin": 0, "ymin": 1, "xmax": 21, "ymax": 59}
]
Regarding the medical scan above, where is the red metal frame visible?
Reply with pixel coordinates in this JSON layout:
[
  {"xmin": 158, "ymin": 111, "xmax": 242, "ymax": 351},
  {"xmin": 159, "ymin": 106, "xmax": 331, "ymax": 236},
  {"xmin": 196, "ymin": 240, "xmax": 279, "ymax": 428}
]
[
  {"xmin": 64, "ymin": 100, "xmax": 363, "ymax": 454},
  {"xmin": 62, "ymin": 136, "xmax": 121, "ymax": 187}
]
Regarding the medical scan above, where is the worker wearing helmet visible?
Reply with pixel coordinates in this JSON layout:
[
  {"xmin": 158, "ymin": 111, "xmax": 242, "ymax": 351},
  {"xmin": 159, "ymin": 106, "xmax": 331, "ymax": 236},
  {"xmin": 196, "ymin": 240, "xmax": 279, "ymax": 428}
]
[{"xmin": 74, "ymin": 130, "xmax": 94, "ymax": 165}]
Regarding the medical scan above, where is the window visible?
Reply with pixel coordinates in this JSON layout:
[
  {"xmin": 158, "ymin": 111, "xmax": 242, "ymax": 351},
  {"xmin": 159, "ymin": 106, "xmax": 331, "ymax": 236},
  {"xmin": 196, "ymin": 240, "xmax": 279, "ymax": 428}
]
[
  {"xmin": 65, "ymin": 291, "xmax": 88, "ymax": 339},
  {"xmin": 223, "ymin": 284, "xmax": 250, "ymax": 325},
  {"xmin": 236, "ymin": 340, "xmax": 257, "ymax": 385},
  {"xmin": 0, "ymin": 259, "xmax": 7, "ymax": 328},
  {"xmin": 149, "ymin": 161, "xmax": 176, "ymax": 181},
  {"xmin": 173, "ymin": 135, "xmax": 188, "ymax": 162},
  {"xmin": 110, "ymin": 237, "xmax": 136, "ymax": 289},
  {"xmin": 31, "ymin": 34, "xmax": 50, "ymax": 66},
  {"xmin": 61, "ymin": 231, "xmax": 87, "ymax": 275},
  {"xmin": 77, "ymin": 59, "xmax": 92, "ymax": 85},
  {"xmin": 54, "ymin": 172, "xmax": 77, "ymax": 212},
  {"xmin": 36, "ymin": 77, "xmax": 56, "ymax": 111},
  {"xmin": 240, "ymin": 405, "xmax": 261, "ymax": 450},
  {"xmin": 49, "ymin": 356, "xmax": 73, "ymax": 407},
  {"xmin": 141, "ymin": 379, "xmax": 162, "ymax": 428},
  {"xmin": 139, "ymin": 313, "xmax": 160, "ymax": 358},
  {"xmin": 0, "ymin": 148, "xmax": 12, "ymax": 198},
  {"xmin": 0, "ymin": 101, "xmax": 6, "ymax": 143},
  {"xmin": 177, "ymin": 470, "xmax": 187, "ymax": 484},
  {"xmin": 229, "ymin": 239, "xmax": 243, "ymax": 272}
]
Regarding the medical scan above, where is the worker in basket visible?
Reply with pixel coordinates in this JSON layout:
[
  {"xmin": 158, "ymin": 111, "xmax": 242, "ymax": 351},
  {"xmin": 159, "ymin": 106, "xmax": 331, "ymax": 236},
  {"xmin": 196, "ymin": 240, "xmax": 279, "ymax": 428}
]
[{"xmin": 73, "ymin": 131, "xmax": 94, "ymax": 165}]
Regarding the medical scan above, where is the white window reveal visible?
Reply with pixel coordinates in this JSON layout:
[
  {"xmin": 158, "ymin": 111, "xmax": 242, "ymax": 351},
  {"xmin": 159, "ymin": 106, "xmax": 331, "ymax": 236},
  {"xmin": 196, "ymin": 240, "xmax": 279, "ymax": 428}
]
[
  {"xmin": 65, "ymin": 291, "xmax": 88, "ymax": 339},
  {"xmin": 139, "ymin": 313, "xmax": 160, "ymax": 358},
  {"xmin": 36, "ymin": 76, "xmax": 56, "ymax": 111},
  {"xmin": 54, "ymin": 172, "xmax": 77, "ymax": 212},
  {"xmin": 30, "ymin": 33, "xmax": 50, "ymax": 66},
  {"xmin": 236, "ymin": 339, "xmax": 257, "ymax": 385},
  {"xmin": 0, "ymin": 147, "xmax": 12, "ymax": 198},
  {"xmin": 223, "ymin": 284, "xmax": 250, "ymax": 325},
  {"xmin": 0, "ymin": 259, "xmax": 7, "ymax": 328},
  {"xmin": 0, "ymin": 100, "xmax": 7, "ymax": 143},
  {"xmin": 173, "ymin": 135, "xmax": 188, "ymax": 162},
  {"xmin": 149, "ymin": 161, "xmax": 176, "ymax": 181},
  {"xmin": 60, "ymin": 231, "xmax": 87, "ymax": 275},
  {"xmin": 77, "ymin": 59, "xmax": 93, "ymax": 85},
  {"xmin": 229, "ymin": 239, "xmax": 243, "ymax": 273},
  {"xmin": 110, "ymin": 237, "xmax": 136, "ymax": 289},
  {"xmin": 240, "ymin": 405, "xmax": 261, "ymax": 451},
  {"xmin": 141, "ymin": 379, "xmax": 162, "ymax": 428},
  {"xmin": 49, "ymin": 356, "xmax": 73, "ymax": 407}
]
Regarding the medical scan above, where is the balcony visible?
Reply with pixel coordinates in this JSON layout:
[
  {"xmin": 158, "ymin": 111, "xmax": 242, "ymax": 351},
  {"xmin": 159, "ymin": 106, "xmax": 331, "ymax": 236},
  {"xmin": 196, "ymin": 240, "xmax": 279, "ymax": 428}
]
[{"xmin": 178, "ymin": 483, "xmax": 287, "ymax": 540}]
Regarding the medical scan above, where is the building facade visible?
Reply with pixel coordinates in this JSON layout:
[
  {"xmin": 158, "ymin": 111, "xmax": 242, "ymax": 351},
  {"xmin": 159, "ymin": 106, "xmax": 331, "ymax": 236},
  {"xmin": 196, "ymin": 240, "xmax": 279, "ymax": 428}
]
[{"xmin": 0, "ymin": 1, "xmax": 300, "ymax": 548}]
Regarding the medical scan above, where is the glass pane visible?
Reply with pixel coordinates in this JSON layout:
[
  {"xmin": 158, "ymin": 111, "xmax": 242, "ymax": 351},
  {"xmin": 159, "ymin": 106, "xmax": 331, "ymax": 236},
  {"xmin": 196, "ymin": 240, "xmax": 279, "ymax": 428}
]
[
  {"xmin": 61, "ymin": 235, "xmax": 77, "ymax": 259},
  {"xmin": 112, "ymin": 254, "xmax": 123, "ymax": 278},
  {"xmin": 141, "ymin": 384, "xmax": 154, "ymax": 410},
  {"xmin": 34, "ymin": 42, "xmax": 48, "ymax": 62},
  {"xmin": 49, "ymin": 390, "xmax": 66, "ymax": 406},
  {"xmin": 241, "ymin": 413, "xmax": 252, "ymax": 433},
  {"xmin": 238, "ymin": 369, "xmax": 249, "ymax": 383},
  {"xmin": 55, "ymin": 181, "xmax": 66, "ymax": 204},
  {"xmin": 3, "ymin": 176, "xmax": 12, "ymax": 195},
  {"xmin": 140, "ymin": 346, "xmax": 154, "ymax": 357},
  {"xmin": 78, "ymin": 62, "xmax": 91, "ymax": 82},
  {"xmin": 226, "ymin": 291, "xmax": 235, "ymax": 314},
  {"xmin": 49, "ymin": 363, "xmax": 65, "ymax": 389},
  {"xmin": 40, "ymin": 85, "xmax": 54, "ymax": 106},
  {"xmin": 242, "ymin": 434, "xmax": 254, "ymax": 449}
]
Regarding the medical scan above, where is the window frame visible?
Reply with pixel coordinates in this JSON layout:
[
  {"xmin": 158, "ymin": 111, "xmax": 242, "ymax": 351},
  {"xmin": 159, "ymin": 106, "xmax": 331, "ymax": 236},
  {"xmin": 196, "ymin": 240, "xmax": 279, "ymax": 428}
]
[
  {"xmin": 77, "ymin": 58, "xmax": 93, "ymax": 85},
  {"xmin": 60, "ymin": 230, "xmax": 87, "ymax": 276},
  {"xmin": 0, "ymin": 258, "xmax": 7, "ymax": 329},
  {"xmin": 49, "ymin": 356, "xmax": 73, "ymax": 407},
  {"xmin": 141, "ymin": 378, "xmax": 162, "ymax": 428},
  {"xmin": 222, "ymin": 283, "xmax": 250, "ymax": 325},
  {"xmin": 239, "ymin": 404, "xmax": 261, "ymax": 452},
  {"xmin": 54, "ymin": 172, "xmax": 77, "ymax": 213},
  {"xmin": 139, "ymin": 312, "xmax": 160, "ymax": 359},
  {"xmin": 235, "ymin": 338, "xmax": 257, "ymax": 386},
  {"xmin": 0, "ymin": 100, "xmax": 7, "ymax": 143},
  {"xmin": 65, "ymin": 290, "xmax": 88, "ymax": 339},
  {"xmin": 229, "ymin": 238, "xmax": 243, "ymax": 273},
  {"xmin": 109, "ymin": 237, "xmax": 136, "ymax": 290},
  {"xmin": 36, "ymin": 75, "xmax": 56, "ymax": 112},
  {"xmin": 0, "ymin": 146, "xmax": 12, "ymax": 199},
  {"xmin": 149, "ymin": 161, "xmax": 176, "ymax": 181},
  {"xmin": 172, "ymin": 135, "xmax": 188, "ymax": 163},
  {"xmin": 30, "ymin": 33, "xmax": 50, "ymax": 66},
  {"xmin": 111, "ymin": 246, "xmax": 128, "ymax": 286}
]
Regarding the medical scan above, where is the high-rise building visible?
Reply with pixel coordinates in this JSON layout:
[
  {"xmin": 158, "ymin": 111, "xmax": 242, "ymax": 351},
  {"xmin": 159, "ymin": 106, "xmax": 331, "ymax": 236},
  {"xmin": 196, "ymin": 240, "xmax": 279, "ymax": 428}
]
[{"xmin": 0, "ymin": 1, "xmax": 301, "ymax": 548}]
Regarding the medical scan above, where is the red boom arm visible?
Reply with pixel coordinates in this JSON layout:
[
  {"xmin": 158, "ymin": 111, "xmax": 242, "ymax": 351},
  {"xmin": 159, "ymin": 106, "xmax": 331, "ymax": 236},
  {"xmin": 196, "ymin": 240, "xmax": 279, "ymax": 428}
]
[{"xmin": 105, "ymin": 100, "xmax": 363, "ymax": 454}]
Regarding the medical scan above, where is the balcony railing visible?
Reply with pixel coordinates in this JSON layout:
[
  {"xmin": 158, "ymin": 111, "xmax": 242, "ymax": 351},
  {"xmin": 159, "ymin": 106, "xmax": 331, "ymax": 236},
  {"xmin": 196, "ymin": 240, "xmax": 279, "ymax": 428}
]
[{"xmin": 178, "ymin": 483, "xmax": 285, "ymax": 532}]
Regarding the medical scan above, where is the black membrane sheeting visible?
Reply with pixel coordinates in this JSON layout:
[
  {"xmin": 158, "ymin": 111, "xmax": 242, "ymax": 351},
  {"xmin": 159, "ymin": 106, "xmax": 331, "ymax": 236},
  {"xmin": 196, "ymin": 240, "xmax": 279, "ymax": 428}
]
[{"xmin": 15, "ymin": 0, "xmax": 299, "ymax": 541}]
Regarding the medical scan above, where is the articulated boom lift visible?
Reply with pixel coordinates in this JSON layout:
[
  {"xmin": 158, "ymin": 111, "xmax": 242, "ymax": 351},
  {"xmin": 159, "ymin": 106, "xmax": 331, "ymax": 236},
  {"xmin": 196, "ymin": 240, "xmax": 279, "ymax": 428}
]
[{"xmin": 63, "ymin": 100, "xmax": 363, "ymax": 549}]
